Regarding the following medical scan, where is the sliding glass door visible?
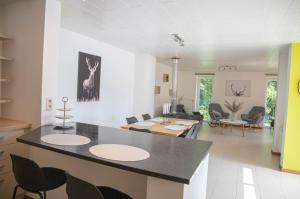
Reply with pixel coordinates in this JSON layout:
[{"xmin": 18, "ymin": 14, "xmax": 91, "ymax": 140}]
[{"xmin": 196, "ymin": 76, "xmax": 213, "ymax": 121}]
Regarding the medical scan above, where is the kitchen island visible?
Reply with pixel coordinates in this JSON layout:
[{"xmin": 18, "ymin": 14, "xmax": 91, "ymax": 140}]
[{"xmin": 17, "ymin": 123, "xmax": 212, "ymax": 199}]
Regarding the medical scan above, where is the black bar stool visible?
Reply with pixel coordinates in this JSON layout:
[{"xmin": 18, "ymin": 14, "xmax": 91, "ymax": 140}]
[
  {"xmin": 10, "ymin": 154, "xmax": 66, "ymax": 199},
  {"xmin": 66, "ymin": 173, "xmax": 132, "ymax": 199}
]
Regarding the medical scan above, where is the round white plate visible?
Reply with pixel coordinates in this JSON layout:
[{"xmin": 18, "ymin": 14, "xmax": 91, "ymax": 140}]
[
  {"xmin": 89, "ymin": 144, "xmax": 150, "ymax": 162},
  {"xmin": 56, "ymin": 108, "xmax": 72, "ymax": 111},
  {"xmin": 176, "ymin": 121, "xmax": 193, "ymax": 126},
  {"xmin": 56, "ymin": 115, "xmax": 74, "ymax": 119},
  {"xmin": 53, "ymin": 122, "xmax": 74, "ymax": 128},
  {"xmin": 41, "ymin": 134, "xmax": 91, "ymax": 146},
  {"xmin": 165, "ymin": 125, "xmax": 187, "ymax": 131},
  {"xmin": 135, "ymin": 121, "xmax": 155, "ymax": 127},
  {"xmin": 151, "ymin": 117, "xmax": 164, "ymax": 122}
]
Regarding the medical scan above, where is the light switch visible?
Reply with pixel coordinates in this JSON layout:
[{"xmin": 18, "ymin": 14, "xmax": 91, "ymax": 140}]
[{"xmin": 46, "ymin": 98, "xmax": 53, "ymax": 111}]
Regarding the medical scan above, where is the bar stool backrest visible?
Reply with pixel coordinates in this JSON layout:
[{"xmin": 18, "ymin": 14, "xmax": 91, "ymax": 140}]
[
  {"xmin": 10, "ymin": 154, "xmax": 46, "ymax": 191},
  {"xmin": 66, "ymin": 173, "xmax": 105, "ymax": 199}
]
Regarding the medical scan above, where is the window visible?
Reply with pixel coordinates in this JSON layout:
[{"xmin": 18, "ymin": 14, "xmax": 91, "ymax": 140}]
[
  {"xmin": 265, "ymin": 79, "xmax": 277, "ymax": 126},
  {"xmin": 196, "ymin": 77, "xmax": 213, "ymax": 121}
]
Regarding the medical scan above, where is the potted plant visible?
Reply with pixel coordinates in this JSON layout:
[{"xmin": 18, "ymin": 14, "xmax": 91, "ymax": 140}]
[{"xmin": 224, "ymin": 100, "xmax": 243, "ymax": 121}]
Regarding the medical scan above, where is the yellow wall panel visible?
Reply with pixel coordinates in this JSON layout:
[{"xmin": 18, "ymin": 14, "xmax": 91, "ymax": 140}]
[{"xmin": 283, "ymin": 43, "xmax": 300, "ymax": 171}]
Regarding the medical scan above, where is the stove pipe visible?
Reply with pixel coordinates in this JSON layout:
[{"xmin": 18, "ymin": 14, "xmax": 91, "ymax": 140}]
[{"xmin": 170, "ymin": 57, "xmax": 180, "ymax": 113}]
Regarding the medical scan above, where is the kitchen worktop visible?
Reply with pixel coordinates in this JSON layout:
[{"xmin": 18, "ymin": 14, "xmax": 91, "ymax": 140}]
[{"xmin": 17, "ymin": 122, "xmax": 212, "ymax": 184}]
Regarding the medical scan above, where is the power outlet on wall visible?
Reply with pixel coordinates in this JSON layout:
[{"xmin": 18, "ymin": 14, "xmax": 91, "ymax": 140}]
[{"xmin": 46, "ymin": 98, "xmax": 53, "ymax": 111}]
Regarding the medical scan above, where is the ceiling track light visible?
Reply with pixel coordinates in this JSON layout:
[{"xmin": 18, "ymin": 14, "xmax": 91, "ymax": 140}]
[
  {"xmin": 218, "ymin": 65, "xmax": 237, "ymax": 71},
  {"xmin": 171, "ymin": 34, "xmax": 185, "ymax": 47}
]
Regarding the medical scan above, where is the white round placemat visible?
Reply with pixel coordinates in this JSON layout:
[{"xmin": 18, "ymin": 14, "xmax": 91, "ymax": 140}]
[
  {"xmin": 135, "ymin": 121, "xmax": 155, "ymax": 127},
  {"xmin": 151, "ymin": 117, "xmax": 164, "ymax": 122},
  {"xmin": 89, "ymin": 144, "xmax": 150, "ymax": 161},
  {"xmin": 165, "ymin": 125, "xmax": 187, "ymax": 131},
  {"xmin": 41, "ymin": 134, "xmax": 91, "ymax": 146},
  {"xmin": 176, "ymin": 121, "xmax": 193, "ymax": 126}
]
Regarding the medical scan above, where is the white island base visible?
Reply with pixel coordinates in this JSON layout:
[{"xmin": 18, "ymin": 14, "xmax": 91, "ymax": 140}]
[{"xmin": 27, "ymin": 146, "xmax": 209, "ymax": 199}]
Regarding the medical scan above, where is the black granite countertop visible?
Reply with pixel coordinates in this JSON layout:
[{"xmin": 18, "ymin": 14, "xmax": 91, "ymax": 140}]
[{"xmin": 17, "ymin": 123, "xmax": 212, "ymax": 184}]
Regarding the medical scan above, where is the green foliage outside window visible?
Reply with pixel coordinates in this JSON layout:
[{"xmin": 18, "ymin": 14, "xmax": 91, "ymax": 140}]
[
  {"xmin": 265, "ymin": 80, "xmax": 277, "ymax": 125},
  {"xmin": 198, "ymin": 78, "xmax": 213, "ymax": 121}
]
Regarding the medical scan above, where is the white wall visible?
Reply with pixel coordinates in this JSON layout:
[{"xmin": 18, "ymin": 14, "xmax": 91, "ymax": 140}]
[
  {"xmin": 2, "ymin": 0, "xmax": 45, "ymax": 128},
  {"xmin": 133, "ymin": 53, "xmax": 156, "ymax": 121},
  {"xmin": 154, "ymin": 62, "xmax": 172, "ymax": 116},
  {"xmin": 272, "ymin": 45, "xmax": 290, "ymax": 157},
  {"xmin": 177, "ymin": 71, "xmax": 197, "ymax": 114},
  {"xmin": 212, "ymin": 72, "xmax": 266, "ymax": 119},
  {"xmin": 58, "ymin": 29, "xmax": 136, "ymax": 128},
  {"xmin": 41, "ymin": 0, "xmax": 61, "ymax": 125}
]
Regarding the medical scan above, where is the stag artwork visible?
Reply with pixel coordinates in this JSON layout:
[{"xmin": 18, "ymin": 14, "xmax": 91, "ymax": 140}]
[
  {"xmin": 225, "ymin": 80, "xmax": 251, "ymax": 97},
  {"xmin": 231, "ymin": 84, "xmax": 246, "ymax": 96},
  {"xmin": 77, "ymin": 52, "xmax": 101, "ymax": 102},
  {"xmin": 83, "ymin": 58, "xmax": 99, "ymax": 98}
]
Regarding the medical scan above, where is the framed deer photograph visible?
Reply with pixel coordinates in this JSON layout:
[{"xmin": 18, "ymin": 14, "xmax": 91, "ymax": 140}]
[
  {"xmin": 77, "ymin": 52, "xmax": 101, "ymax": 102},
  {"xmin": 225, "ymin": 80, "xmax": 251, "ymax": 97}
]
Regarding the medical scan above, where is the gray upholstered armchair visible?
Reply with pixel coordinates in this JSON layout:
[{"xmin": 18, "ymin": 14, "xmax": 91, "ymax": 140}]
[
  {"xmin": 209, "ymin": 103, "xmax": 229, "ymax": 121},
  {"xmin": 241, "ymin": 106, "xmax": 265, "ymax": 126}
]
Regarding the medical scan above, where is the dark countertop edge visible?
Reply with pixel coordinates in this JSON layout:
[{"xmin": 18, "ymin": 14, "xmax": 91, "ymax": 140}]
[{"xmin": 16, "ymin": 137, "xmax": 209, "ymax": 184}]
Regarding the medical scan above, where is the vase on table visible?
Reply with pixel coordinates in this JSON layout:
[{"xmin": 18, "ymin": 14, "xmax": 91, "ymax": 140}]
[{"xmin": 230, "ymin": 112, "xmax": 236, "ymax": 121}]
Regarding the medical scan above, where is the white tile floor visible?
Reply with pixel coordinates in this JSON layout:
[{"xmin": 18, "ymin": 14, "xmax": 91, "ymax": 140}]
[{"xmin": 198, "ymin": 123, "xmax": 300, "ymax": 199}]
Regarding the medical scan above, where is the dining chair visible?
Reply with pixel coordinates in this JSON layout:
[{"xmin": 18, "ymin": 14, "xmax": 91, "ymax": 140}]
[
  {"xmin": 66, "ymin": 173, "xmax": 132, "ymax": 199},
  {"xmin": 142, "ymin": 114, "xmax": 151, "ymax": 120},
  {"xmin": 10, "ymin": 154, "xmax": 66, "ymax": 199},
  {"xmin": 126, "ymin": 116, "xmax": 138, "ymax": 124},
  {"xmin": 129, "ymin": 127, "xmax": 151, "ymax": 133}
]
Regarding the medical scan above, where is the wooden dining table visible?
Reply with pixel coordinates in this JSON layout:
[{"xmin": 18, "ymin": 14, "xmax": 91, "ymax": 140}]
[{"xmin": 121, "ymin": 117, "xmax": 199, "ymax": 137}]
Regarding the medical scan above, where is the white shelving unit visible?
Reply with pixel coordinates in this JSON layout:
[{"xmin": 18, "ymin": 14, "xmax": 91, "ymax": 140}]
[{"xmin": 0, "ymin": 34, "xmax": 13, "ymax": 105}]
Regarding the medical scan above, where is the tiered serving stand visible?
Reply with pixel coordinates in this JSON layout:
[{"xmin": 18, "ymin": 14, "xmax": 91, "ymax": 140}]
[{"xmin": 54, "ymin": 97, "xmax": 74, "ymax": 129}]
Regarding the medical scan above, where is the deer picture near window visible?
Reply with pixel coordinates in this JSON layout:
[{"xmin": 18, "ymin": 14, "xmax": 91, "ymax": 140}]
[
  {"xmin": 225, "ymin": 80, "xmax": 251, "ymax": 97},
  {"xmin": 77, "ymin": 52, "xmax": 101, "ymax": 102},
  {"xmin": 231, "ymin": 84, "xmax": 246, "ymax": 96}
]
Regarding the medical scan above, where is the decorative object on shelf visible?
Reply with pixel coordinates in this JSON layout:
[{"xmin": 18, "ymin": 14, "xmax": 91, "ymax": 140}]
[
  {"xmin": 224, "ymin": 100, "xmax": 243, "ymax": 121},
  {"xmin": 0, "ymin": 98, "xmax": 12, "ymax": 104},
  {"xmin": 0, "ymin": 35, "xmax": 12, "ymax": 40},
  {"xmin": 218, "ymin": 65, "xmax": 237, "ymax": 71},
  {"xmin": 225, "ymin": 80, "xmax": 251, "ymax": 97},
  {"xmin": 0, "ymin": 56, "xmax": 13, "ymax": 61},
  {"xmin": 163, "ymin": 74, "xmax": 169, "ymax": 82},
  {"xmin": 55, "ymin": 97, "xmax": 74, "ymax": 129},
  {"xmin": 77, "ymin": 52, "xmax": 101, "ymax": 102}
]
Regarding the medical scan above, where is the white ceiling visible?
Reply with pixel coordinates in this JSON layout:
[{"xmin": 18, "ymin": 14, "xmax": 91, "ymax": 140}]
[{"xmin": 59, "ymin": 0, "xmax": 300, "ymax": 72}]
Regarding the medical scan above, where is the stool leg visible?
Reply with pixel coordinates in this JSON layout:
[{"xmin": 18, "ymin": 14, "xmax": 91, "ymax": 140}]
[
  {"xmin": 43, "ymin": 191, "xmax": 46, "ymax": 199},
  {"xmin": 37, "ymin": 192, "xmax": 43, "ymax": 199},
  {"xmin": 11, "ymin": 185, "xmax": 19, "ymax": 199}
]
